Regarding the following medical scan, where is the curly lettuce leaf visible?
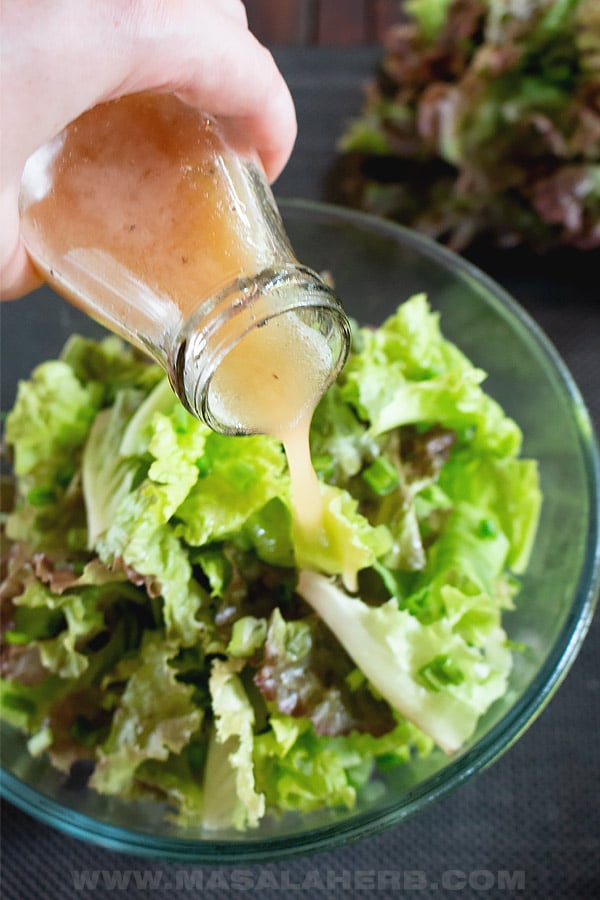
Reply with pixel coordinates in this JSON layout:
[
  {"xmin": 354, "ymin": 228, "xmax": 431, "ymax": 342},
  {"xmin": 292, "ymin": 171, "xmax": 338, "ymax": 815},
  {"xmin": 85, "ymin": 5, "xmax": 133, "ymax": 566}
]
[
  {"xmin": 341, "ymin": 295, "xmax": 522, "ymax": 456},
  {"xmin": 4, "ymin": 360, "xmax": 103, "ymax": 552},
  {"xmin": 406, "ymin": 0, "xmax": 454, "ymax": 41},
  {"xmin": 310, "ymin": 383, "xmax": 381, "ymax": 483},
  {"xmin": 334, "ymin": 0, "xmax": 600, "ymax": 250},
  {"xmin": 253, "ymin": 712, "xmax": 430, "ymax": 814},
  {"xmin": 119, "ymin": 377, "xmax": 179, "ymax": 458},
  {"xmin": 97, "ymin": 491, "xmax": 208, "ymax": 646},
  {"xmin": 5, "ymin": 360, "xmax": 101, "ymax": 480},
  {"xmin": 439, "ymin": 450, "xmax": 541, "ymax": 572},
  {"xmin": 203, "ymin": 658, "xmax": 265, "ymax": 830},
  {"xmin": 10, "ymin": 581, "xmax": 104, "ymax": 679},
  {"xmin": 145, "ymin": 408, "xmax": 211, "ymax": 520},
  {"xmin": 90, "ymin": 638, "xmax": 202, "ymax": 795},
  {"xmin": 254, "ymin": 608, "xmax": 396, "ymax": 737},
  {"xmin": 133, "ymin": 747, "xmax": 206, "ymax": 827},
  {"xmin": 60, "ymin": 334, "xmax": 163, "ymax": 402},
  {"xmin": 91, "ymin": 397, "xmax": 213, "ymax": 645},
  {"xmin": 174, "ymin": 433, "xmax": 287, "ymax": 547},
  {"xmin": 0, "ymin": 675, "xmax": 69, "ymax": 733}
]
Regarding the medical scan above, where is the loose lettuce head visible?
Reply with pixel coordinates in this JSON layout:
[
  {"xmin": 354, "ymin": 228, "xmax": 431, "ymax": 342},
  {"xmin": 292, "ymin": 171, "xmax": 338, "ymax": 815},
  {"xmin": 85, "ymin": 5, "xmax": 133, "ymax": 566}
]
[{"xmin": 334, "ymin": 0, "xmax": 600, "ymax": 251}]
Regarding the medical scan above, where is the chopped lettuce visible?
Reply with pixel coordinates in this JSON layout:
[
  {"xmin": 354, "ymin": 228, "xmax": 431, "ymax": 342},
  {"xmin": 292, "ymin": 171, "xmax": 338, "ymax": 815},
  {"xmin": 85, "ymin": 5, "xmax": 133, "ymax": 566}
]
[
  {"xmin": 4, "ymin": 360, "xmax": 102, "ymax": 553},
  {"xmin": 61, "ymin": 334, "xmax": 164, "ymax": 401},
  {"xmin": 1, "ymin": 293, "xmax": 541, "ymax": 828},
  {"xmin": 254, "ymin": 607, "xmax": 397, "ymax": 738},
  {"xmin": 5, "ymin": 360, "xmax": 100, "ymax": 480},
  {"xmin": 98, "ymin": 492, "xmax": 209, "ymax": 647},
  {"xmin": 439, "ymin": 450, "xmax": 541, "ymax": 572}
]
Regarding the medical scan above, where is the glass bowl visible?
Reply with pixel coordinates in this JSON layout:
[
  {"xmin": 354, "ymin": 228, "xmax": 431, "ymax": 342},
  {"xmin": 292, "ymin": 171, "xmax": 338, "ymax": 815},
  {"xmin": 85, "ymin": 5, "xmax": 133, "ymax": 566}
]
[{"xmin": 1, "ymin": 200, "xmax": 599, "ymax": 863}]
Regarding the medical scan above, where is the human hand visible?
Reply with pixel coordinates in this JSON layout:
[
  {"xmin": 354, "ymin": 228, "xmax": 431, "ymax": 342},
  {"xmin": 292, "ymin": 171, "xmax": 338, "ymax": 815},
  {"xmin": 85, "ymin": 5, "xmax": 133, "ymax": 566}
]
[{"xmin": 1, "ymin": 0, "xmax": 297, "ymax": 299}]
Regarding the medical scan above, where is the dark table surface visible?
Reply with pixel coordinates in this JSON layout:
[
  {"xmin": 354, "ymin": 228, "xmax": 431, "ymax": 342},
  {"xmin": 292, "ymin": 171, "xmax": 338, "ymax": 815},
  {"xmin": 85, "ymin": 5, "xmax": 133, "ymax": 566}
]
[{"xmin": 1, "ymin": 47, "xmax": 599, "ymax": 900}]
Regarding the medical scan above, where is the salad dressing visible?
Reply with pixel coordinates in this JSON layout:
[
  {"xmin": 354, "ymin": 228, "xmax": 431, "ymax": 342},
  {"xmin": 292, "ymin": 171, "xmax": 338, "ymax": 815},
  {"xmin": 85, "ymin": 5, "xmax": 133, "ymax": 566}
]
[{"xmin": 207, "ymin": 309, "xmax": 328, "ymax": 535}]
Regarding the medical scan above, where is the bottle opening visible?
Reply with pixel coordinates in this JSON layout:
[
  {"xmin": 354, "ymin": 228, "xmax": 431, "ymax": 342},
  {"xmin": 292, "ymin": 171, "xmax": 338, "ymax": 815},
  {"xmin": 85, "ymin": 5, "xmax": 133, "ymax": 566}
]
[{"xmin": 172, "ymin": 265, "xmax": 351, "ymax": 436}]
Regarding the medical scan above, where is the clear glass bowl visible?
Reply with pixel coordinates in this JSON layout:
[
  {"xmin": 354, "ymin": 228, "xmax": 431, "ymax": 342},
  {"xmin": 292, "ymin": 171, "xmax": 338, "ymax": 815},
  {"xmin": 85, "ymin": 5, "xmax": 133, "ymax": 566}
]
[{"xmin": 1, "ymin": 200, "xmax": 599, "ymax": 862}]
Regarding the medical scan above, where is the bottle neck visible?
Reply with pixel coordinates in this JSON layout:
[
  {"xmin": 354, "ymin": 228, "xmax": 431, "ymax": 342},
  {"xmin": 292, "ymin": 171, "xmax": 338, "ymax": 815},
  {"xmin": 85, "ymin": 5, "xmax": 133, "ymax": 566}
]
[{"xmin": 168, "ymin": 263, "xmax": 350, "ymax": 435}]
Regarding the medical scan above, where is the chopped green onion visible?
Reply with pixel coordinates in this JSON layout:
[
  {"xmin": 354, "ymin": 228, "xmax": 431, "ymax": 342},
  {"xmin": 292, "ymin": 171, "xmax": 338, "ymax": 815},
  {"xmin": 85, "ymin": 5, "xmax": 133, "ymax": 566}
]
[
  {"xmin": 1, "ymin": 693, "xmax": 35, "ymax": 715},
  {"xmin": 362, "ymin": 456, "xmax": 400, "ymax": 496},
  {"xmin": 479, "ymin": 518, "xmax": 498, "ymax": 538},
  {"xmin": 27, "ymin": 486, "xmax": 57, "ymax": 507},
  {"xmin": 228, "ymin": 616, "xmax": 268, "ymax": 658},
  {"xmin": 418, "ymin": 654, "xmax": 465, "ymax": 692},
  {"xmin": 3, "ymin": 631, "xmax": 29, "ymax": 645}
]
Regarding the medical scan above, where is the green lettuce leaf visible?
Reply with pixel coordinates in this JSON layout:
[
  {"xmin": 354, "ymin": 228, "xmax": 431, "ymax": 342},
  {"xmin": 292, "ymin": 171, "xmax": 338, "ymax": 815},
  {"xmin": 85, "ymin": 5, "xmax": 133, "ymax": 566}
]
[
  {"xmin": 253, "ymin": 715, "xmax": 356, "ymax": 813},
  {"xmin": 420, "ymin": 501, "xmax": 511, "ymax": 597},
  {"xmin": 0, "ymin": 675, "xmax": 69, "ymax": 733},
  {"xmin": 227, "ymin": 616, "xmax": 268, "ymax": 658},
  {"xmin": 341, "ymin": 295, "xmax": 522, "ymax": 456},
  {"xmin": 5, "ymin": 360, "xmax": 100, "ymax": 480},
  {"xmin": 91, "ymin": 393, "xmax": 215, "ymax": 645},
  {"xmin": 133, "ymin": 745, "xmax": 206, "ymax": 826},
  {"xmin": 4, "ymin": 360, "xmax": 102, "ymax": 552},
  {"xmin": 439, "ymin": 450, "xmax": 542, "ymax": 572},
  {"xmin": 97, "ymin": 492, "xmax": 208, "ymax": 646},
  {"xmin": 310, "ymin": 383, "xmax": 381, "ymax": 483},
  {"xmin": 11, "ymin": 581, "xmax": 104, "ymax": 679},
  {"xmin": 253, "ymin": 712, "xmax": 430, "ymax": 813},
  {"xmin": 119, "ymin": 377, "xmax": 178, "ymax": 458},
  {"xmin": 406, "ymin": 0, "xmax": 454, "ymax": 41},
  {"xmin": 174, "ymin": 433, "xmax": 287, "ymax": 546},
  {"xmin": 82, "ymin": 389, "xmax": 145, "ymax": 547},
  {"xmin": 60, "ymin": 335, "xmax": 163, "ymax": 402},
  {"xmin": 204, "ymin": 658, "xmax": 265, "ymax": 830},
  {"xmin": 297, "ymin": 571, "xmax": 512, "ymax": 754},
  {"xmin": 145, "ymin": 409, "xmax": 210, "ymax": 520}
]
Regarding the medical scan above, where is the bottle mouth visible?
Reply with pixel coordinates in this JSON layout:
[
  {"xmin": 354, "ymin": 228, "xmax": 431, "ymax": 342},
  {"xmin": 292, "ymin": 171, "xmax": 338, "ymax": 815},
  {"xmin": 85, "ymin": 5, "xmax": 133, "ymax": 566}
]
[{"xmin": 171, "ymin": 264, "xmax": 351, "ymax": 435}]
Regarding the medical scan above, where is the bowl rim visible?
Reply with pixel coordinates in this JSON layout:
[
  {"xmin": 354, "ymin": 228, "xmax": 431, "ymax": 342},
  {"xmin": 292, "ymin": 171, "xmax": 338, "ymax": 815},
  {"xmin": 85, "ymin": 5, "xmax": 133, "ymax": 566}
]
[{"xmin": 2, "ymin": 198, "xmax": 599, "ymax": 863}]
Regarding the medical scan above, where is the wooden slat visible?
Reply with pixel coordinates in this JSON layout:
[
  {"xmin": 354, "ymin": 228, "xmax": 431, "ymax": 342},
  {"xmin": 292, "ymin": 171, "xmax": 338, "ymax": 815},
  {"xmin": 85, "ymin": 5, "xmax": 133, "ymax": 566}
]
[
  {"xmin": 372, "ymin": 0, "xmax": 405, "ymax": 40},
  {"xmin": 244, "ymin": 0, "xmax": 405, "ymax": 46},
  {"xmin": 317, "ymin": 0, "xmax": 368, "ymax": 45},
  {"xmin": 244, "ymin": 0, "xmax": 317, "ymax": 45}
]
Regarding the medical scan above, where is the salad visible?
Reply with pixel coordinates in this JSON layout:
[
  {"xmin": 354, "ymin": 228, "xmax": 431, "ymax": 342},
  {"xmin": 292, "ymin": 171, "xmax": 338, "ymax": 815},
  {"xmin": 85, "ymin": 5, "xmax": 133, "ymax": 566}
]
[{"xmin": 0, "ymin": 294, "xmax": 541, "ymax": 830}]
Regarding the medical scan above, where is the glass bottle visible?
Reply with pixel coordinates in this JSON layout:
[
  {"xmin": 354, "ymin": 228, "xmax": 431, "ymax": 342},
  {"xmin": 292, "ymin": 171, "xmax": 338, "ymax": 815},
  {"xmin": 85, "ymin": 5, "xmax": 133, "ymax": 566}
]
[{"xmin": 19, "ymin": 92, "xmax": 350, "ymax": 436}]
